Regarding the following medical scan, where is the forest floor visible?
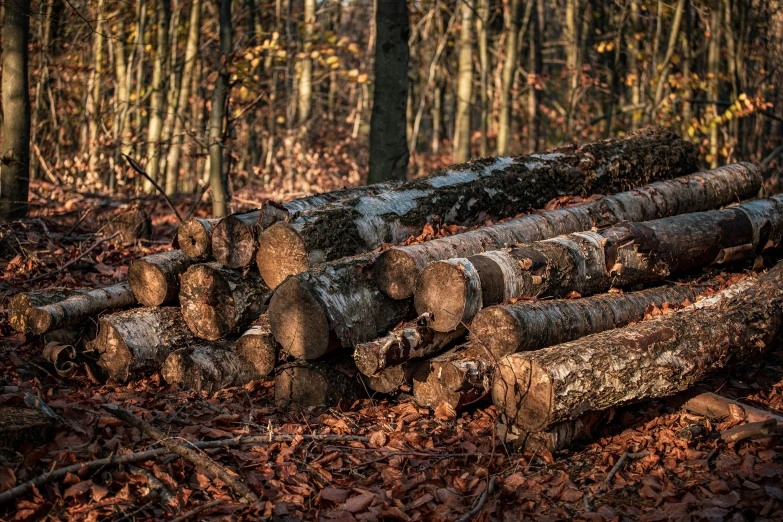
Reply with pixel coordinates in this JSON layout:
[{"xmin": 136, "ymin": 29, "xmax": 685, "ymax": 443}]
[{"xmin": 1, "ymin": 180, "xmax": 783, "ymax": 521}]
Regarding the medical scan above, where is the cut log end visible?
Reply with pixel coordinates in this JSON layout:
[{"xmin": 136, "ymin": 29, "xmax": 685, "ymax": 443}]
[
  {"xmin": 274, "ymin": 359, "xmax": 362, "ymax": 408},
  {"xmin": 364, "ymin": 363, "xmax": 414, "ymax": 394},
  {"xmin": 492, "ymin": 357, "xmax": 554, "ymax": 432},
  {"xmin": 268, "ymin": 277, "xmax": 331, "ymax": 360},
  {"xmin": 212, "ymin": 215, "xmax": 258, "ymax": 268},
  {"xmin": 179, "ymin": 264, "xmax": 237, "ymax": 340},
  {"xmin": 414, "ymin": 261, "xmax": 470, "ymax": 332},
  {"xmin": 374, "ymin": 249, "xmax": 419, "ymax": 300},
  {"xmin": 256, "ymin": 222, "xmax": 310, "ymax": 289},
  {"xmin": 353, "ymin": 347, "xmax": 382, "ymax": 377},
  {"xmin": 235, "ymin": 326, "xmax": 277, "ymax": 378},
  {"xmin": 178, "ymin": 218, "xmax": 214, "ymax": 259},
  {"xmin": 470, "ymin": 307, "xmax": 522, "ymax": 357},
  {"xmin": 412, "ymin": 359, "xmax": 484, "ymax": 410},
  {"xmin": 128, "ymin": 261, "xmax": 169, "ymax": 307},
  {"xmin": 26, "ymin": 308, "xmax": 55, "ymax": 335}
]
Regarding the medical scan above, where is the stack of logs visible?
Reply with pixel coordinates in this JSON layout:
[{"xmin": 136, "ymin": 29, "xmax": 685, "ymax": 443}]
[{"xmin": 11, "ymin": 127, "xmax": 783, "ymax": 450}]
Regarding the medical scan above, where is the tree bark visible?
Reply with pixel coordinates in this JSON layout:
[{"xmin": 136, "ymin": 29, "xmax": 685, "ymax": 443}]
[
  {"xmin": 9, "ymin": 288, "xmax": 86, "ymax": 333},
  {"xmin": 235, "ymin": 320, "xmax": 278, "ymax": 378},
  {"xmin": 93, "ymin": 307, "xmax": 197, "ymax": 382},
  {"xmin": 412, "ymin": 343, "xmax": 491, "ymax": 410},
  {"xmin": 680, "ymin": 391, "xmax": 783, "ymax": 424},
  {"xmin": 496, "ymin": 410, "xmax": 609, "ymax": 452},
  {"xmin": 144, "ymin": 0, "xmax": 172, "ymax": 189},
  {"xmin": 354, "ymin": 322, "xmax": 465, "ymax": 377},
  {"xmin": 476, "ymin": 0, "xmax": 490, "ymax": 157},
  {"xmin": 367, "ymin": 0, "xmax": 410, "ymax": 184},
  {"xmin": 298, "ymin": 0, "xmax": 315, "ymax": 125},
  {"xmin": 267, "ymin": 253, "xmax": 413, "ymax": 360},
  {"xmin": 497, "ymin": 0, "xmax": 523, "ymax": 156},
  {"xmin": 453, "ymin": 0, "xmax": 474, "ymax": 163},
  {"xmin": 376, "ymin": 163, "xmax": 761, "ymax": 299},
  {"xmin": 179, "ymin": 262, "xmax": 271, "ymax": 340},
  {"xmin": 128, "ymin": 250, "xmax": 193, "ymax": 306},
  {"xmin": 178, "ymin": 217, "xmax": 220, "ymax": 260},
  {"xmin": 27, "ymin": 283, "xmax": 138, "ymax": 335},
  {"xmin": 527, "ymin": 0, "xmax": 543, "ymax": 153},
  {"xmin": 208, "ymin": 0, "xmax": 232, "ymax": 217},
  {"xmin": 491, "ymin": 265, "xmax": 783, "ymax": 433},
  {"xmin": 416, "ymin": 193, "xmax": 783, "ymax": 332},
  {"xmin": 211, "ymin": 209, "xmax": 262, "ymax": 268},
  {"xmin": 363, "ymin": 361, "xmax": 420, "ymax": 395},
  {"xmin": 162, "ymin": 342, "xmax": 261, "ymax": 393},
  {"xmin": 257, "ymin": 127, "xmax": 699, "ymax": 289},
  {"xmin": 275, "ymin": 356, "xmax": 364, "ymax": 409},
  {"xmin": 0, "ymin": 0, "xmax": 30, "ymax": 221}
]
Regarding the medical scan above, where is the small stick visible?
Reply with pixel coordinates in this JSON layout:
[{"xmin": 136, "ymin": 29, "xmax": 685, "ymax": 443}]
[
  {"xmin": 123, "ymin": 154, "xmax": 184, "ymax": 223},
  {"xmin": 170, "ymin": 500, "xmax": 223, "ymax": 522},
  {"xmin": 605, "ymin": 451, "xmax": 650, "ymax": 484},
  {"xmin": 26, "ymin": 232, "xmax": 120, "ymax": 283},
  {"xmin": 456, "ymin": 476, "xmax": 496, "ymax": 522},
  {"xmin": 101, "ymin": 404, "xmax": 259, "ymax": 503}
]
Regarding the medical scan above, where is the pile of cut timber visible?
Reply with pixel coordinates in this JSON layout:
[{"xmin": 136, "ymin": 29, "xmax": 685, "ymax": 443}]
[{"xmin": 11, "ymin": 127, "xmax": 783, "ymax": 449}]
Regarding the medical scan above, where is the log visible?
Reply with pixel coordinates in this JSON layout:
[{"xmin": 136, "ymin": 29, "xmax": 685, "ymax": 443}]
[
  {"xmin": 496, "ymin": 411, "xmax": 609, "ymax": 452},
  {"xmin": 179, "ymin": 263, "xmax": 271, "ymax": 340},
  {"xmin": 416, "ymin": 193, "xmax": 783, "ymax": 332},
  {"xmin": 0, "ymin": 407, "xmax": 55, "ymax": 451},
  {"xmin": 363, "ymin": 361, "xmax": 420, "ymax": 395},
  {"xmin": 211, "ymin": 210, "xmax": 262, "ymax": 269},
  {"xmin": 267, "ymin": 253, "xmax": 413, "ymax": 360},
  {"xmin": 93, "ymin": 307, "xmax": 197, "ymax": 382},
  {"xmin": 128, "ymin": 250, "xmax": 192, "ymax": 306},
  {"xmin": 275, "ymin": 357, "xmax": 365, "ymax": 408},
  {"xmin": 9, "ymin": 288, "xmax": 86, "ymax": 333},
  {"xmin": 235, "ymin": 321, "xmax": 278, "ymax": 378},
  {"xmin": 680, "ymin": 391, "xmax": 783, "ymax": 424},
  {"xmin": 27, "ymin": 282, "xmax": 138, "ymax": 335},
  {"xmin": 177, "ymin": 217, "xmax": 220, "ymax": 260},
  {"xmin": 354, "ymin": 321, "xmax": 465, "ymax": 377},
  {"xmin": 162, "ymin": 342, "xmax": 261, "ymax": 393},
  {"xmin": 257, "ymin": 127, "xmax": 698, "ymax": 288},
  {"xmin": 100, "ymin": 206, "xmax": 152, "ymax": 244},
  {"xmin": 491, "ymin": 264, "xmax": 783, "ymax": 433},
  {"xmin": 412, "ymin": 344, "xmax": 491, "ymax": 410},
  {"xmin": 376, "ymin": 163, "xmax": 762, "ymax": 299}
]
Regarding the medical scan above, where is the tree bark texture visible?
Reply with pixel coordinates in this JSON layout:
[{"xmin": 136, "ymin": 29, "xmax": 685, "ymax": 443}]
[
  {"xmin": 128, "ymin": 250, "xmax": 192, "ymax": 306},
  {"xmin": 415, "ymin": 193, "xmax": 783, "ymax": 332},
  {"xmin": 680, "ymin": 391, "xmax": 783, "ymax": 424},
  {"xmin": 412, "ymin": 343, "xmax": 491, "ymax": 410},
  {"xmin": 178, "ymin": 217, "xmax": 220, "ymax": 260},
  {"xmin": 179, "ymin": 262, "xmax": 271, "ymax": 340},
  {"xmin": 257, "ymin": 127, "xmax": 699, "ymax": 289},
  {"xmin": 497, "ymin": 0, "xmax": 523, "ymax": 156},
  {"xmin": 453, "ymin": 0, "xmax": 474, "ymax": 163},
  {"xmin": 162, "ymin": 342, "xmax": 261, "ymax": 393},
  {"xmin": 496, "ymin": 411, "xmax": 609, "ymax": 453},
  {"xmin": 491, "ymin": 265, "xmax": 783, "ymax": 433},
  {"xmin": 144, "ymin": 0, "xmax": 172, "ymax": 188},
  {"xmin": 376, "ymin": 163, "xmax": 761, "ymax": 300},
  {"xmin": 93, "ymin": 307, "xmax": 197, "ymax": 382},
  {"xmin": 367, "ymin": 0, "xmax": 410, "ymax": 184},
  {"xmin": 274, "ymin": 357, "xmax": 364, "ymax": 409},
  {"xmin": 9, "ymin": 288, "xmax": 86, "ymax": 333},
  {"xmin": 363, "ymin": 361, "xmax": 420, "ymax": 395},
  {"xmin": 27, "ymin": 283, "xmax": 138, "ymax": 335},
  {"xmin": 208, "ymin": 0, "xmax": 232, "ymax": 217},
  {"xmin": 354, "ymin": 321, "xmax": 465, "ymax": 377},
  {"xmin": 211, "ymin": 210, "xmax": 261, "ymax": 268},
  {"xmin": 267, "ymin": 253, "xmax": 413, "ymax": 360},
  {"xmin": 235, "ymin": 320, "xmax": 278, "ymax": 378}
]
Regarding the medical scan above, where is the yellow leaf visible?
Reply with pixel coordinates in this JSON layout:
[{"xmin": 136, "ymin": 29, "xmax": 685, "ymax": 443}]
[
  {"xmin": 325, "ymin": 56, "xmax": 339, "ymax": 65},
  {"xmin": 357, "ymin": 73, "xmax": 369, "ymax": 84},
  {"xmin": 310, "ymin": 50, "xmax": 320, "ymax": 59},
  {"xmin": 276, "ymin": 115, "xmax": 285, "ymax": 124},
  {"xmin": 347, "ymin": 69, "xmax": 359, "ymax": 78}
]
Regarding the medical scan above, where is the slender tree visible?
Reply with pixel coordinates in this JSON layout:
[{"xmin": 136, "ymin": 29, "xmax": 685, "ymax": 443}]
[
  {"xmin": 209, "ymin": 0, "xmax": 232, "ymax": 217},
  {"xmin": 454, "ymin": 0, "xmax": 474, "ymax": 163},
  {"xmin": 367, "ymin": 0, "xmax": 410, "ymax": 183},
  {"xmin": 497, "ymin": 0, "xmax": 524, "ymax": 155},
  {"xmin": 298, "ymin": 0, "xmax": 315, "ymax": 125},
  {"xmin": 144, "ymin": 0, "xmax": 172, "ymax": 190}
]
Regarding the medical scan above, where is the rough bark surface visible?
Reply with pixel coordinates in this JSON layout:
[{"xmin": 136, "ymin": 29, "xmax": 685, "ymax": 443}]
[
  {"xmin": 491, "ymin": 266, "xmax": 783, "ymax": 432},
  {"xmin": 235, "ymin": 320, "xmax": 278, "ymax": 378},
  {"xmin": 496, "ymin": 411, "xmax": 609, "ymax": 452},
  {"xmin": 364, "ymin": 361, "xmax": 420, "ymax": 395},
  {"xmin": 416, "ymin": 193, "xmax": 783, "ymax": 331},
  {"xmin": 256, "ymin": 127, "xmax": 699, "ymax": 288},
  {"xmin": 211, "ymin": 210, "xmax": 261, "ymax": 268},
  {"xmin": 267, "ymin": 253, "xmax": 413, "ymax": 360},
  {"xmin": 162, "ymin": 342, "xmax": 260, "ymax": 393},
  {"xmin": 93, "ymin": 307, "xmax": 197, "ymax": 382},
  {"xmin": 412, "ymin": 343, "xmax": 491, "ymax": 410},
  {"xmin": 680, "ymin": 391, "xmax": 783, "ymax": 424},
  {"xmin": 275, "ymin": 357, "xmax": 364, "ymax": 408},
  {"xmin": 178, "ymin": 217, "xmax": 220, "ymax": 260},
  {"xmin": 27, "ymin": 283, "xmax": 137, "ymax": 335},
  {"xmin": 470, "ymin": 285, "xmax": 699, "ymax": 358},
  {"xmin": 128, "ymin": 250, "xmax": 192, "ymax": 306},
  {"xmin": 179, "ymin": 263, "xmax": 271, "ymax": 340},
  {"xmin": 354, "ymin": 321, "xmax": 465, "ymax": 376},
  {"xmin": 9, "ymin": 288, "xmax": 84, "ymax": 333},
  {"xmin": 0, "ymin": 407, "xmax": 54, "ymax": 451},
  {"xmin": 376, "ymin": 164, "xmax": 761, "ymax": 299}
]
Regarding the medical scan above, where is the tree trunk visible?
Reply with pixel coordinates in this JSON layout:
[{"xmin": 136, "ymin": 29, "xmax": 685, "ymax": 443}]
[
  {"xmin": 649, "ymin": 0, "xmax": 685, "ymax": 122},
  {"xmin": 298, "ymin": 0, "xmax": 315, "ymax": 125},
  {"xmin": 144, "ymin": 0, "xmax": 172, "ymax": 190},
  {"xmin": 354, "ymin": 322, "xmax": 465, "ymax": 377},
  {"xmin": 235, "ymin": 320, "xmax": 278, "ymax": 378},
  {"xmin": 476, "ymin": 0, "xmax": 490, "ymax": 157},
  {"xmin": 165, "ymin": 0, "xmax": 202, "ymax": 195},
  {"xmin": 496, "ymin": 411, "xmax": 609, "ymax": 452},
  {"xmin": 177, "ymin": 217, "xmax": 220, "ymax": 260},
  {"xmin": 492, "ymin": 265, "xmax": 783, "ymax": 432},
  {"xmin": 275, "ymin": 356, "xmax": 364, "ymax": 409},
  {"xmin": 128, "ymin": 250, "xmax": 193, "ymax": 306},
  {"xmin": 376, "ymin": 163, "xmax": 760, "ymax": 299},
  {"xmin": 94, "ymin": 307, "xmax": 197, "ymax": 382},
  {"xmin": 412, "ymin": 343, "xmax": 490, "ymax": 410},
  {"xmin": 367, "ymin": 0, "xmax": 410, "ymax": 184},
  {"xmin": 86, "ymin": 0, "xmax": 104, "ymax": 176},
  {"xmin": 708, "ymin": 6, "xmax": 721, "ymax": 169},
  {"xmin": 680, "ymin": 391, "xmax": 783, "ymax": 424},
  {"xmin": 9, "ymin": 288, "xmax": 86, "ymax": 334},
  {"xmin": 179, "ymin": 262, "xmax": 271, "ymax": 340},
  {"xmin": 100, "ymin": 207, "xmax": 152, "ymax": 245},
  {"xmin": 416, "ymin": 192, "xmax": 783, "ymax": 332},
  {"xmin": 211, "ymin": 209, "xmax": 262, "ymax": 268},
  {"xmin": 257, "ymin": 127, "xmax": 699, "ymax": 289},
  {"xmin": 208, "ymin": 0, "xmax": 232, "ymax": 217},
  {"xmin": 268, "ymin": 253, "xmax": 413, "ymax": 360},
  {"xmin": 526, "ymin": 0, "xmax": 543, "ymax": 152},
  {"xmin": 0, "ymin": 0, "xmax": 30, "ymax": 220},
  {"xmin": 27, "ymin": 283, "xmax": 138, "ymax": 335},
  {"xmin": 564, "ymin": 0, "xmax": 579, "ymax": 134},
  {"xmin": 497, "ymin": 0, "xmax": 523, "ymax": 156},
  {"xmin": 162, "ymin": 342, "xmax": 260, "ymax": 392},
  {"xmin": 453, "ymin": 0, "xmax": 474, "ymax": 163}
]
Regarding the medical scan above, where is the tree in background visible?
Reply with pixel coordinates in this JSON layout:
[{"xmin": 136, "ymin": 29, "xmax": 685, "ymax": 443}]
[
  {"xmin": 368, "ymin": 0, "xmax": 411, "ymax": 183},
  {"xmin": 0, "ymin": 0, "xmax": 31, "ymax": 221},
  {"xmin": 453, "ymin": 0, "xmax": 474, "ymax": 163},
  {"xmin": 209, "ymin": 0, "xmax": 233, "ymax": 217}
]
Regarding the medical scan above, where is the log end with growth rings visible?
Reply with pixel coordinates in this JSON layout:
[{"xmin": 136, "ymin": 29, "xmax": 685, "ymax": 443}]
[
  {"xmin": 353, "ymin": 342, "xmax": 384, "ymax": 376},
  {"xmin": 469, "ymin": 306, "xmax": 523, "ymax": 358},
  {"xmin": 256, "ymin": 222, "xmax": 311, "ymax": 289},
  {"xmin": 374, "ymin": 248, "xmax": 419, "ymax": 300},
  {"xmin": 492, "ymin": 356, "xmax": 554, "ymax": 432},
  {"xmin": 128, "ymin": 261, "xmax": 170, "ymax": 307},
  {"xmin": 26, "ymin": 308, "xmax": 56, "ymax": 336},
  {"xmin": 235, "ymin": 326, "xmax": 277, "ymax": 378},
  {"xmin": 178, "ymin": 218, "xmax": 213, "ymax": 259},
  {"xmin": 412, "ymin": 359, "xmax": 481, "ymax": 409},
  {"xmin": 363, "ymin": 364, "xmax": 410, "ymax": 394},
  {"xmin": 414, "ymin": 261, "xmax": 473, "ymax": 333},
  {"xmin": 267, "ymin": 277, "xmax": 331, "ymax": 360},
  {"xmin": 179, "ymin": 264, "xmax": 238, "ymax": 340},
  {"xmin": 212, "ymin": 215, "xmax": 257, "ymax": 268}
]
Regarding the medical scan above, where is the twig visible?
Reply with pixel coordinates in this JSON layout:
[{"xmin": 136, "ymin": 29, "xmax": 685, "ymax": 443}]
[
  {"xmin": 128, "ymin": 465, "xmax": 178, "ymax": 510},
  {"xmin": 64, "ymin": 208, "xmax": 93, "ymax": 237},
  {"xmin": 456, "ymin": 476, "xmax": 496, "ymax": 522},
  {"xmin": 170, "ymin": 500, "xmax": 223, "ymax": 522},
  {"xmin": 184, "ymin": 183, "xmax": 212, "ymax": 221},
  {"xmin": 31, "ymin": 143, "xmax": 63, "ymax": 185},
  {"xmin": 101, "ymin": 404, "xmax": 259, "ymax": 503},
  {"xmin": 122, "ymin": 154, "xmax": 184, "ymax": 223},
  {"xmin": 605, "ymin": 451, "xmax": 650, "ymax": 484},
  {"xmin": 26, "ymin": 232, "xmax": 120, "ymax": 283}
]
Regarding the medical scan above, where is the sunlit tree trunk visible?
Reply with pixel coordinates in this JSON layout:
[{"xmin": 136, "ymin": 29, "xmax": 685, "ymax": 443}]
[
  {"xmin": 564, "ymin": 0, "xmax": 579, "ymax": 134},
  {"xmin": 144, "ymin": 0, "xmax": 172, "ymax": 191},
  {"xmin": 476, "ymin": 0, "xmax": 489, "ymax": 156},
  {"xmin": 133, "ymin": 2, "xmax": 147, "ymax": 160},
  {"xmin": 159, "ymin": 1, "xmax": 182, "ymax": 180},
  {"xmin": 298, "ymin": 0, "xmax": 315, "ymax": 125},
  {"xmin": 209, "ymin": 0, "xmax": 232, "ymax": 217},
  {"xmin": 708, "ymin": 5, "xmax": 721, "ymax": 168},
  {"xmin": 527, "ymin": 0, "xmax": 543, "ymax": 153},
  {"xmin": 628, "ymin": 0, "xmax": 642, "ymax": 130},
  {"xmin": 649, "ymin": 0, "xmax": 685, "ymax": 123},
  {"xmin": 86, "ymin": 0, "xmax": 104, "ymax": 177},
  {"xmin": 497, "ymin": 0, "xmax": 523, "ymax": 155},
  {"xmin": 454, "ymin": 0, "xmax": 474, "ymax": 163}
]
